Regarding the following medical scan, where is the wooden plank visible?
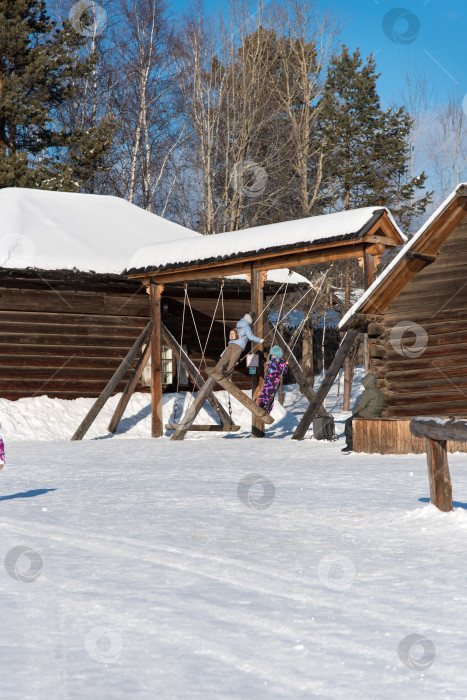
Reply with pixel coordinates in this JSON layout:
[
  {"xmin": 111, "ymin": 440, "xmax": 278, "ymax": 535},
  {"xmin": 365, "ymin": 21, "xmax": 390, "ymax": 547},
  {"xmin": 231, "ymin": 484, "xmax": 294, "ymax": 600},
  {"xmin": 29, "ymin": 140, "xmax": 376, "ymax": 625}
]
[
  {"xmin": 0, "ymin": 334, "xmax": 141, "ymax": 348},
  {"xmin": 161, "ymin": 323, "xmax": 232, "ymax": 427},
  {"xmin": 107, "ymin": 339, "xmax": 152, "ymax": 433},
  {"xmin": 0, "ymin": 310, "xmax": 148, "ymax": 328},
  {"xmin": 165, "ymin": 424, "xmax": 240, "ymax": 432},
  {"xmin": 425, "ymin": 438, "xmax": 453, "ymax": 512},
  {"xmin": 150, "ymin": 284, "xmax": 164, "ymax": 438},
  {"xmin": 209, "ymin": 372, "xmax": 275, "ymax": 424},
  {"xmin": 264, "ymin": 320, "xmax": 331, "ymax": 418},
  {"xmin": 71, "ymin": 321, "xmax": 153, "ymax": 440},
  {"xmin": 0, "ymin": 288, "xmax": 149, "ymax": 315},
  {"xmin": 292, "ymin": 329, "xmax": 358, "ymax": 440},
  {"xmin": 171, "ymin": 376, "xmax": 218, "ymax": 441}
]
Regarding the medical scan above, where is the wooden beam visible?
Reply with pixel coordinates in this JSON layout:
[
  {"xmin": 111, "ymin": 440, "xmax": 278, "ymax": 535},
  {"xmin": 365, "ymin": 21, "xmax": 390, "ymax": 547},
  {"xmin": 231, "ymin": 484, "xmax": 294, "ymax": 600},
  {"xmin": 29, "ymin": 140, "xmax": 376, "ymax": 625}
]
[
  {"xmin": 409, "ymin": 417, "xmax": 467, "ymax": 443},
  {"xmin": 71, "ymin": 321, "xmax": 153, "ymax": 441},
  {"xmin": 264, "ymin": 319, "xmax": 331, "ymax": 418},
  {"xmin": 107, "ymin": 338, "xmax": 151, "ymax": 433},
  {"xmin": 405, "ymin": 250, "xmax": 438, "ymax": 264},
  {"xmin": 128, "ymin": 242, "xmax": 368, "ymax": 285},
  {"xmin": 251, "ymin": 269, "xmax": 265, "ymax": 438},
  {"xmin": 171, "ymin": 375, "xmax": 217, "ymax": 441},
  {"xmin": 344, "ymin": 312, "xmax": 384, "ymax": 330},
  {"xmin": 292, "ymin": 329, "xmax": 359, "ymax": 440},
  {"xmin": 150, "ymin": 283, "xmax": 164, "ymax": 438},
  {"xmin": 165, "ymin": 424, "xmax": 240, "ymax": 432},
  {"xmin": 210, "ymin": 372, "xmax": 274, "ymax": 424}
]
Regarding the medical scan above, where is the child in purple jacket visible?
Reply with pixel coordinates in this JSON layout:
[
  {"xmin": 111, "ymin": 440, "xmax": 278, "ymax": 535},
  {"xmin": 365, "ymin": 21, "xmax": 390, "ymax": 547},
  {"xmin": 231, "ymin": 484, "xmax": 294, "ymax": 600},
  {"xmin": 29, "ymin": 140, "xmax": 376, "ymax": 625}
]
[{"xmin": 257, "ymin": 346, "xmax": 288, "ymax": 414}]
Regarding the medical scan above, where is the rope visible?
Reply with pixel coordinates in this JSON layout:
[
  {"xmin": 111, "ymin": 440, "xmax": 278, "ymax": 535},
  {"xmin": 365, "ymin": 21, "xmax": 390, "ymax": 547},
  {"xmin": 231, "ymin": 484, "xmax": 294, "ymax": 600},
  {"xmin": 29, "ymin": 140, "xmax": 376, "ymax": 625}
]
[{"xmin": 182, "ymin": 281, "xmax": 225, "ymax": 414}]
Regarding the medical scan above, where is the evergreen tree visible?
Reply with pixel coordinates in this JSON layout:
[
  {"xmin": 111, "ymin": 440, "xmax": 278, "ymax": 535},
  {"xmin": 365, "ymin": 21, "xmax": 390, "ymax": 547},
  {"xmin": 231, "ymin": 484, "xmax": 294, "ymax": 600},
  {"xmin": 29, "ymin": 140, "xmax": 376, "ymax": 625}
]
[
  {"xmin": 321, "ymin": 46, "xmax": 431, "ymax": 231},
  {"xmin": 0, "ymin": 0, "xmax": 114, "ymax": 190}
]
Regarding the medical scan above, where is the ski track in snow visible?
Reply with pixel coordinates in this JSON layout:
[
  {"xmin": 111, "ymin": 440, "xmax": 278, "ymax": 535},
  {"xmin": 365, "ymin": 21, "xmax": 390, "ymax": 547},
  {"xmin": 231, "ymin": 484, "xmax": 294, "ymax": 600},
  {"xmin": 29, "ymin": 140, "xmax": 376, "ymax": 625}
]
[{"xmin": 1, "ymin": 374, "xmax": 467, "ymax": 698}]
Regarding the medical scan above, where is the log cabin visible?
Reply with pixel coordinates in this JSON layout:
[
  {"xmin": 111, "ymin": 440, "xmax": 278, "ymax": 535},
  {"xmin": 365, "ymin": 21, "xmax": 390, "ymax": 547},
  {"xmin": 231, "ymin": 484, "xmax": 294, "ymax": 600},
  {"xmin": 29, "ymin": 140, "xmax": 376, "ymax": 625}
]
[
  {"xmin": 339, "ymin": 183, "xmax": 467, "ymax": 454},
  {"xmin": 0, "ymin": 188, "xmax": 308, "ymax": 399}
]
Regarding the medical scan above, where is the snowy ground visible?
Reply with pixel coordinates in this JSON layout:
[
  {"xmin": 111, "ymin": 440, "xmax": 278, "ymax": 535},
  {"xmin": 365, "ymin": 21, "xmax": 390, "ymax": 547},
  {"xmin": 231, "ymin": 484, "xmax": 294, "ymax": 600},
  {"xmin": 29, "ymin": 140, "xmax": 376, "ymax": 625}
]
[{"xmin": 1, "ymin": 371, "xmax": 467, "ymax": 698}]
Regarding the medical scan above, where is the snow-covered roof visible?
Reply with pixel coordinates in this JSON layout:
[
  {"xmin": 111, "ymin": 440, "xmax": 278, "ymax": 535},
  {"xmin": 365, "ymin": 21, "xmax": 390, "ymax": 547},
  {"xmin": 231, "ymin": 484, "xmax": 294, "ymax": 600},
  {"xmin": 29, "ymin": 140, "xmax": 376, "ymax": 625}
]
[
  {"xmin": 230, "ymin": 268, "xmax": 311, "ymax": 286},
  {"xmin": 338, "ymin": 183, "xmax": 467, "ymax": 329},
  {"xmin": 126, "ymin": 207, "xmax": 405, "ymax": 275},
  {"xmin": 0, "ymin": 188, "xmax": 201, "ymax": 275}
]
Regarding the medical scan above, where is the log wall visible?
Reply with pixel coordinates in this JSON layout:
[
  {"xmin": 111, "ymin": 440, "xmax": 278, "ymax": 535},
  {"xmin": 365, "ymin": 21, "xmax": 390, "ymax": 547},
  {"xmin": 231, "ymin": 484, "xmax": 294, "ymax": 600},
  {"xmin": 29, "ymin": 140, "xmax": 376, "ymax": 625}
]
[
  {"xmin": 0, "ymin": 272, "xmax": 257, "ymax": 399},
  {"xmin": 369, "ymin": 219, "xmax": 467, "ymax": 417}
]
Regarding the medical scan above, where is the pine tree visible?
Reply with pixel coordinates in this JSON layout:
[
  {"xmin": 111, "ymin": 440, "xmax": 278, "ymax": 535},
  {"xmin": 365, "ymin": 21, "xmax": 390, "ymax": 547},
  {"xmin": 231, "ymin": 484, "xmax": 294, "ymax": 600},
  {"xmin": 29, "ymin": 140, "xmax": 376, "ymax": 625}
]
[
  {"xmin": 0, "ymin": 0, "xmax": 114, "ymax": 190},
  {"xmin": 321, "ymin": 46, "xmax": 431, "ymax": 229}
]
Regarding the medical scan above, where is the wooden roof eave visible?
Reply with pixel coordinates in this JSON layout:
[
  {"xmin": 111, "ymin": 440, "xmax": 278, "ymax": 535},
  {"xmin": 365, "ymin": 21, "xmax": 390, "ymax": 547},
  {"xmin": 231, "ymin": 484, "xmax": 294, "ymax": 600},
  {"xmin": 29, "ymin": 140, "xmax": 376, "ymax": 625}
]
[
  {"xmin": 128, "ymin": 211, "xmax": 404, "ymax": 285},
  {"xmin": 341, "ymin": 194, "xmax": 467, "ymax": 329}
]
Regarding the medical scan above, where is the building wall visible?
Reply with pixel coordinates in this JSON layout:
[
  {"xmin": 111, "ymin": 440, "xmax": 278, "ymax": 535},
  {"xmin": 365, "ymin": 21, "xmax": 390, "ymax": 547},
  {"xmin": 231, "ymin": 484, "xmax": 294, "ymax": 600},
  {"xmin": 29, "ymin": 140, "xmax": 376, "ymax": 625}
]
[
  {"xmin": 369, "ymin": 218, "xmax": 467, "ymax": 417},
  {"xmin": 0, "ymin": 271, "xmax": 150, "ymax": 399},
  {"xmin": 0, "ymin": 272, "xmax": 255, "ymax": 399}
]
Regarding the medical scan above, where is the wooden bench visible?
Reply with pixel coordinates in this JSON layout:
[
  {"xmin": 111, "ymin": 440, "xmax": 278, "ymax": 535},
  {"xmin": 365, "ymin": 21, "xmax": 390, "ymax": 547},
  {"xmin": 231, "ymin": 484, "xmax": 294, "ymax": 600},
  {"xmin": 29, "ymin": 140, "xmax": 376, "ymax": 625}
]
[{"xmin": 353, "ymin": 417, "xmax": 467, "ymax": 455}]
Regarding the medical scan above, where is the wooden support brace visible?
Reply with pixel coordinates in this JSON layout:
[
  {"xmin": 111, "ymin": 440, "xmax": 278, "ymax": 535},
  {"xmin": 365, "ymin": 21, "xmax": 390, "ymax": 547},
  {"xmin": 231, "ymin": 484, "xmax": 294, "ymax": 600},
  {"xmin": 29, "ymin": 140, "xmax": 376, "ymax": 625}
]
[
  {"xmin": 211, "ymin": 373, "xmax": 274, "ymax": 424},
  {"xmin": 171, "ymin": 376, "xmax": 218, "ymax": 441},
  {"xmin": 161, "ymin": 323, "xmax": 232, "ymax": 426},
  {"xmin": 107, "ymin": 338, "xmax": 151, "ymax": 433},
  {"xmin": 292, "ymin": 329, "xmax": 359, "ymax": 440},
  {"xmin": 71, "ymin": 321, "xmax": 153, "ymax": 441}
]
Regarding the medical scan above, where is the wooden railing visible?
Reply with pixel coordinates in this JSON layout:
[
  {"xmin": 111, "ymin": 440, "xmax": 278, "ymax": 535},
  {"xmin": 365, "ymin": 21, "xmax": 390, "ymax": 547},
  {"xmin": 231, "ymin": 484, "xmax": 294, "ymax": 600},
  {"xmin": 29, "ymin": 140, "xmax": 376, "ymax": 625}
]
[{"xmin": 409, "ymin": 417, "xmax": 467, "ymax": 512}]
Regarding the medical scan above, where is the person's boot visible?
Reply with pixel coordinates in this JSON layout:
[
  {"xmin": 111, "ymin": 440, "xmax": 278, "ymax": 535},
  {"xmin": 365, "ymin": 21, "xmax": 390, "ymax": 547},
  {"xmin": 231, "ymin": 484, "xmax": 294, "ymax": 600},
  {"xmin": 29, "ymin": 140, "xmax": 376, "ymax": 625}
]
[{"xmin": 341, "ymin": 444, "xmax": 353, "ymax": 453}]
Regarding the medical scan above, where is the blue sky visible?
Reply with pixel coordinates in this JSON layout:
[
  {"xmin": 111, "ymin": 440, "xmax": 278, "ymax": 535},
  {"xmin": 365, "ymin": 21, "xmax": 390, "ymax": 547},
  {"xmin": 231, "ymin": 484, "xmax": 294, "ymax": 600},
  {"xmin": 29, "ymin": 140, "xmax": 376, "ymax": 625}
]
[
  {"xmin": 169, "ymin": 0, "xmax": 466, "ymax": 108},
  {"xmin": 339, "ymin": 0, "xmax": 466, "ymax": 108}
]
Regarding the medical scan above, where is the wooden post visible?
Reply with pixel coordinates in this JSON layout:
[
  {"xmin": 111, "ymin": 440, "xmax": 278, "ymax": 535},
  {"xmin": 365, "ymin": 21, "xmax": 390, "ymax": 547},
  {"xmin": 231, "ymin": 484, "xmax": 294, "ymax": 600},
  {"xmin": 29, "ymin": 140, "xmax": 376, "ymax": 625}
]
[
  {"xmin": 409, "ymin": 417, "xmax": 467, "ymax": 512},
  {"xmin": 292, "ymin": 329, "xmax": 358, "ymax": 440},
  {"xmin": 71, "ymin": 321, "xmax": 152, "ymax": 441},
  {"xmin": 425, "ymin": 438, "xmax": 453, "ymax": 512},
  {"xmin": 150, "ymin": 283, "xmax": 164, "ymax": 438},
  {"xmin": 251, "ymin": 269, "xmax": 265, "ymax": 438}
]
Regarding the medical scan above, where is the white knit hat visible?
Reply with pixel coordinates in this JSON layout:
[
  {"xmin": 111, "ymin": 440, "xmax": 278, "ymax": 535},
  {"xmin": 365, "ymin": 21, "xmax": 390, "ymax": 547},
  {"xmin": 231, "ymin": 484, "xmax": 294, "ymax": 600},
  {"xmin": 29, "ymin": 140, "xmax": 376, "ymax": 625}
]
[{"xmin": 243, "ymin": 313, "xmax": 253, "ymax": 325}]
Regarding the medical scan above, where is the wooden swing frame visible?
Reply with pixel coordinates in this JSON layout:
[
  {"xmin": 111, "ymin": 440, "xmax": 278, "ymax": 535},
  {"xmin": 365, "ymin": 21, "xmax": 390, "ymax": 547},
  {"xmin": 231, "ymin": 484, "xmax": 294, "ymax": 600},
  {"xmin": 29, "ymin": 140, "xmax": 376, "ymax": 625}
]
[{"xmin": 71, "ymin": 210, "xmax": 404, "ymax": 441}]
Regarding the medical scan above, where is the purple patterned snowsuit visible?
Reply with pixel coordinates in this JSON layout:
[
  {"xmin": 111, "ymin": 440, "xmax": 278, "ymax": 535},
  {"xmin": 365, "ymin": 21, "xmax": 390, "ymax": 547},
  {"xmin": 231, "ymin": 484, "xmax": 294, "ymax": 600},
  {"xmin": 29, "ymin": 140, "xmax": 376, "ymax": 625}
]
[{"xmin": 257, "ymin": 357, "xmax": 288, "ymax": 414}]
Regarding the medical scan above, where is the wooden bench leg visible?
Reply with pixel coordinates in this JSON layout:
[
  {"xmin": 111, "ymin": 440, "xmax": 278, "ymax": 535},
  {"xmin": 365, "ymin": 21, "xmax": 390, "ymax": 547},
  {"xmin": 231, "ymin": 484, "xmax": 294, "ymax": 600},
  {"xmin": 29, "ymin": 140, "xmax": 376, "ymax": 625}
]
[{"xmin": 425, "ymin": 438, "xmax": 453, "ymax": 512}]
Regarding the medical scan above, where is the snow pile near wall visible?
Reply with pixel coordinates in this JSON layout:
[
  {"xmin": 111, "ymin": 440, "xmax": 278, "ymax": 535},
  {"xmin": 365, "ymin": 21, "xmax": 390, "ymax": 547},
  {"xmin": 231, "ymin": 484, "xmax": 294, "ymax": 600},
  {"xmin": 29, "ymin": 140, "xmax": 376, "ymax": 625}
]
[
  {"xmin": 0, "ymin": 369, "xmax": 365, "ymax": 442},
  {"xmin": 0, "ymin": 389, "xmax": 289, "ymax": 442}
]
